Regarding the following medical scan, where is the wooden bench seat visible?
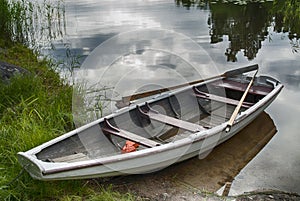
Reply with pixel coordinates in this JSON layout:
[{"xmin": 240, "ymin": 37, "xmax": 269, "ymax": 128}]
[
  {"xmin": 51, "ymin": 153, "xmax": 89, "ymax": 163},
  {"xmin": 102, "ymin": 119, "xmax": 161, "ymax": 148},
  {"xmin": 211, "ymin": 80, "xmax": 272, "ymax": 96},
  {"xmin": 137, "ymin": 103, "xmax": 205, "ymax": 133},
  {"xmin": 193, "ymin": 87, "xmax": 253, "ymax": 108}
]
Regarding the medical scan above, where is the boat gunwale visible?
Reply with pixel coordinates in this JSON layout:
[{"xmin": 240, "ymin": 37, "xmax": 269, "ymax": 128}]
[{"xmin": 17, "ymin": 76, "xmax": 283, "ymax": 178}]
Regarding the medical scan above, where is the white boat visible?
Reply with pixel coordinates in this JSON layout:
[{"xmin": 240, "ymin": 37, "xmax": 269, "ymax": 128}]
[{"xmin": 17, "ymin": 64, "xmax": 283, "ymax": 180}]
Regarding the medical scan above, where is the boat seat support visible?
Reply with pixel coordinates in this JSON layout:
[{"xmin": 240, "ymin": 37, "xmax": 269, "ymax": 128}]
[
  {"xmin": 168, "ymin": 96, "xmax": 180, "ymax": 118},
  {"xmin": 137, "ymin": 103, "xmax": 205, "ymax": 133},
  {"xmin": 193, "ymin": 87, "xmax": 253, "ymax": 108},
  {"xmin": 102, "ymin": 119, "xmax": 161, "ymax": 148}
]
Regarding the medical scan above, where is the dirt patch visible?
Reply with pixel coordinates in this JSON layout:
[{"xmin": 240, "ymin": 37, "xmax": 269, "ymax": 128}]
[{"xmin": 109, "ymin": 174, "xmax": 222, "ymax": 200}]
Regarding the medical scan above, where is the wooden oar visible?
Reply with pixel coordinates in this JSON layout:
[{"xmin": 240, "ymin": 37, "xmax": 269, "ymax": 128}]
[
  {"xmin": 116, "ymin": 64, "xmax": 258, "ymax": 108},
  {"xmin": 225, "ymin": 69, "xmax": 259, "ymax": 133}
]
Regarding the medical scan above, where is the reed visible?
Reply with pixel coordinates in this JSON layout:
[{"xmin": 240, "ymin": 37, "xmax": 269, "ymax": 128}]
[
  {"xmin": 0, "ymin": 0, "xmax": 66, "ymax": 50},
  {"xmin": 0, "ymin": 0, "xmax": 11, "ymax": 38}
]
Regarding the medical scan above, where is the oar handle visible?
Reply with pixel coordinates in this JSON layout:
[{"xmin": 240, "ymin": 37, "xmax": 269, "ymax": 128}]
[{"xmin": 225, "ymin": 69, "xmax": 258, "ymax": 132}]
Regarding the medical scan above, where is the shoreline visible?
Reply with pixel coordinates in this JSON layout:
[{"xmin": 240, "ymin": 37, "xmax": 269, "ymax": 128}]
[
  {"xmin": 108, "ymin": 171, "xmax": 300, "ymax": 200},
  {"xmin": 1, "ymin": 40, "xmax": 299, "ymax": 201}
]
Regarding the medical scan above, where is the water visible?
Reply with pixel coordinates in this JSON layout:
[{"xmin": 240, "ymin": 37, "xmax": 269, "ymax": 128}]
[{"xmin": 20, "ymin": 0, "xmax": 300, "ymax": 195}]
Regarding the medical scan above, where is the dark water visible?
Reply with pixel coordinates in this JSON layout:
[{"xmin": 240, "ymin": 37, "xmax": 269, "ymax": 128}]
[{"xmin": 25, "ymin": 0, "xmax": 300, "ymax": 195}]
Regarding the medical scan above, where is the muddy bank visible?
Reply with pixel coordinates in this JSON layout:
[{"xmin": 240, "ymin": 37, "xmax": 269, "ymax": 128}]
[
  {"xmin": 109, "ymin": 175, "xmax": 300, "ymax": 200},
  {"xmin": 234, "ymin": 190, "xmax": 300, "ymax": 201}
]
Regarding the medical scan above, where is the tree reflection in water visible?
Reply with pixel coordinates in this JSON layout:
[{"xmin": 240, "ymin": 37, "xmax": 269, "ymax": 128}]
[
  {"xmin": 176, "ymin": 0, "xmax": 300, "ymax": 61},
  {"xmin": 209, "ymin": 2, "xmax": 271, "ymax": 62},
  {"xmin": 272, "ymin": 0, "xmax": 300, "ymax": 53}
]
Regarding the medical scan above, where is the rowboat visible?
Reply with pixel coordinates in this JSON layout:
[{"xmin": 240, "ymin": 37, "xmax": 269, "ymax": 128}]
[{"xmin": 18, "ymin": 64, "xmax": 283, "ymax": 180}]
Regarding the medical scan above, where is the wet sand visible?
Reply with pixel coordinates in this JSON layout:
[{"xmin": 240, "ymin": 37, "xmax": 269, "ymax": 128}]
[{"xmin": 98, "ymin": 112, "xmax": 281, "ymax": 200}]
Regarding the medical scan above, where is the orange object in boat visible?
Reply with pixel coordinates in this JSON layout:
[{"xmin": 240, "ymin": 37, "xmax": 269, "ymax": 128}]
[{"xmin": 122, "ymin": 140, "xmax": 139, "ymax": 153}]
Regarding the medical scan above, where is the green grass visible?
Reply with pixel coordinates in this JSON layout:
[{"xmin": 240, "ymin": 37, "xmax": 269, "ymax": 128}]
[{"xmin": 0, "ymin": 40, "xmax": 137, "ymax": 200}]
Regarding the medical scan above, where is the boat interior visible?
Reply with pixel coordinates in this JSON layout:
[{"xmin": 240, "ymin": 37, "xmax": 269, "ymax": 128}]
[{"xmin": 36, "ymin": 76, "xmax": 274, "ymax": 163}]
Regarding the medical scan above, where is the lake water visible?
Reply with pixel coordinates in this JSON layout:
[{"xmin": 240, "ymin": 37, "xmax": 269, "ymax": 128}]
[{"xmin": 31, "ymin": 0, "xmax": 300, "ymax": 195}]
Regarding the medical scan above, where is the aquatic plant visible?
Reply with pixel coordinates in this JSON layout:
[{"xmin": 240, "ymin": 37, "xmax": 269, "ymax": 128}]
[
  {"xmin": 1, "ymin": 0, "xmax": 66, "ymax": 49},
  {"xmin": 72, "ymin": 81, "xmax": 115, "ymax": 127}
]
